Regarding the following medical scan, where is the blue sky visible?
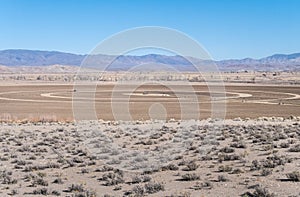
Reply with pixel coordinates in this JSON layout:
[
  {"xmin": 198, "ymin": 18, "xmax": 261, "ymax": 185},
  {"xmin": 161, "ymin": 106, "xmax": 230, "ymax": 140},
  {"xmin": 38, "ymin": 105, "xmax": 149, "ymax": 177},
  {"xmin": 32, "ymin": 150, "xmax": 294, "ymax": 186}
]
[{"xmin": 1, "ymin": 0, "xmax": 299, "ymax": 60}]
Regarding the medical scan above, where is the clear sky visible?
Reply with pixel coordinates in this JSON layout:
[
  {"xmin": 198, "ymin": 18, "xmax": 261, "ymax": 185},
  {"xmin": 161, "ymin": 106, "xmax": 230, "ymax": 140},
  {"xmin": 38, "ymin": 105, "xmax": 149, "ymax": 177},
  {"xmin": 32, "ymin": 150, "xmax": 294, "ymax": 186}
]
[{"xmin": 1, "ymin": 0, "xmax": 300, "ymax": 60}]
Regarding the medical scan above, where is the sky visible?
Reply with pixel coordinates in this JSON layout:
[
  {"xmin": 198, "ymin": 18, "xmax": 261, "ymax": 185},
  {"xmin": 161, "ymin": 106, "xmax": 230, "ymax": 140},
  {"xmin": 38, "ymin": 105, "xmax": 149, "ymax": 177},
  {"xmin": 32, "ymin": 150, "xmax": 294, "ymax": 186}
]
[{"xmin": 1, "ymin": 0, "xmax": 300, "ymax": 60}]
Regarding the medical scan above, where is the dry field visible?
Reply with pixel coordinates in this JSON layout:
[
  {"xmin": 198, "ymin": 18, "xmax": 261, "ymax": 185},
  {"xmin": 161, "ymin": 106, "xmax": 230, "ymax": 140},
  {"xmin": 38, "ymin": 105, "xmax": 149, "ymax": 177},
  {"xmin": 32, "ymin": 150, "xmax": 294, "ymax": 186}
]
[
  {"xmin": 0, "ymin": 77, "xmax": 300, "ymax": 197},
  {"xmin": 0, "ymin": 83, "xmax": 300, "ymax": 121}
]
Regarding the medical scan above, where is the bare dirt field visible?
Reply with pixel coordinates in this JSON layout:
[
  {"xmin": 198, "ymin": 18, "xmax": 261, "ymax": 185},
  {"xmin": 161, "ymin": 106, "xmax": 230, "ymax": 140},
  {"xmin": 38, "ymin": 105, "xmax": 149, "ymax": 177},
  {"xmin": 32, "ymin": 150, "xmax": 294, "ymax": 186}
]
[
  {"xmin": 0, "ymin": 78, "xmax": 300, "ymax": 197},
  {"xmin": 0, "ymin": 83, "xmax": 300, "ymax": 121}
]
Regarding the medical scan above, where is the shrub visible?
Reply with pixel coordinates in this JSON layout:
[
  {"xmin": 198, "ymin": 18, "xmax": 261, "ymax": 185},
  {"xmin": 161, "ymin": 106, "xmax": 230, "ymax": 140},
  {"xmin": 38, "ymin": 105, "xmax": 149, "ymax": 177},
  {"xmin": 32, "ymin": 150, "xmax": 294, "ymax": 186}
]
[
  {"xmin": 261, "ymin": 169, "xmax": 272, "ymax": 176},
  {"xmin": 230, "ymin": 141, "xmax": 247, "ymax": 149},
  {"xmin": 253, "ymin": 186, "xmax": 275, "ymax": 197},
  {"xmin": 169, "ymin": 191, "xmax": 191, "ymax": 197},
  {"xmin": 279, "ymin": 142, "xmax": 290, "ymax": 148},
  {"xmin": 161, "ymin": 163, "xmax": 179, "ymax": 171},
  {"xmin": 183, "ymin": 161, "xmax": 198, "ymax": 171},
  {"xmin": 67, "ymin": 184, "xmax": 85, "ymax": 192},
  {"xmin": 218, "ymin": 165, "xmax": 232, "ymax": 172},
  {"xmin": 231, "ymin": 168, "xmax": 243, "ymax": 174},
  {"xmin": 51, "ymin": 190, "xmax": 61, "ymax": 196},
  {"xmin": 289, "ymin": 144, "xmax": 300, "ymax": 152},
  {"xmin": 191, "ymin": 181, "xmax": 213, "ymax": 190},
  {"xmin": 100, "ymin": 172, "xmax": 124, "ymax": 186},
  {"xmin": 217, "ymin": 175, "xmax": 228, "ymax": 182},
  {"xmin": 33, "ymin": 178, "xmax": 48, "ymax": 186},
  {"xmin": 131, "ymin": 185, "xmax": 145, "ymax": 197},
  {"xmin": 53, "ymin": 178, "xmax": 63, "ymax": 184},
  {"xmin": 32, "ymin": 188, "xmax": 48, "ymax": 195},
  {"xmin": 220, "ymin": 146, "xmax": 235, "ymax": 153},
  {"xmin": 144, "ymin": 182, "xmax": 165, "ymax": 194},
  {"xmin": 286, "ymin": 171, "xmax": 300, "ymax": 182},
  {"xmin": 180, "ymin": 173, "xmax": 200, "ymax": 181},
  {"xmin": 131, "ymin": 175, "xmax": 151, "ymax": 184},
  {"xmin": 218, "ymin": 153, "xmax": 241, "ymax": 162}
]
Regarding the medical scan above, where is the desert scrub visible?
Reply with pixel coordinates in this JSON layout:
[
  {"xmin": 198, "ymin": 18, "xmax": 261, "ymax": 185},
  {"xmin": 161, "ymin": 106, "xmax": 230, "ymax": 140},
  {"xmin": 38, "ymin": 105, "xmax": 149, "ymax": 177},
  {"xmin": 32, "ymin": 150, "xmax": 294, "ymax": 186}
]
[
  {"xmin": 180, "ymin": 173, "xmax": 200, "ymax": 181},
  {"xmin": 242, "ymin": 185, "xmax": 275, "ymax": 197},
  {"xmin": 72, "ymin": 190, "xmax": 97, "ymax": 197},
  {"xmin": 218, "ymin": 153, "xmax": 241, "ymax": 162},
  {"xmin": 144, "ymin": 182, "xmax": 165, "ymax": 194},
  {"xmin": 100, "ymin": 171, "xmax": 125, "ymax": 186},
  {"xmin": 32, "ymin": 188, "xmax": 49, "ymax": 195},
  {"xmin": 161, "ymin": 163, "xmax": 179, "ymax": 171},
  {"xmin": 0, "ymin": 170, "xmax": 17, "ymax": 184},
  {"xmin": 218, "ymin": 165, "xmax": 233, "ymax": 172},
  {"xmin": 261, "ymin": 168, "xmax": 272, "ymax": 176},
  {"xmin": 53, "ymin": 177, "xmax": 64, "ymax": 184},
  {"xmin": 94, "ymin": 165, "xmax": 114, "ymax": 172},
  {"xmin": 129, "ymin": 185, "xmax": 145, "ymax": 197},
  {"xmin": 131, "ymin": 175, "xmax": 151, "ymax": 184},
  {"xmin": 279, "ymin": 142, "xmax": 290, "ymax": 148},
  {"xmin": 66, "ymin": 184, "xmax": 85, "ymax": 192},
  {"xmin": 168, "ymin": 191, "xmax": 191, "ymax": 197},
  {"xmin": 190, "ymin": 181, "xmax": 213, "ymax": 190},
  {"xmin": 182, "ymin": 161, "xmax": 198, "ymax": 171},
  {"xmin": 286, "ymin": 171, "xmax": 300, "ymax": 182},
  {"xmin": 231, "ymin": 168, "xmax": 244, "ymax": 174},
  {"xmin": 9, "ymin": 189, "xmax": 18, "ymax": 196},
  {"xmin": 32, "ymin": 177, "xmax": 48, "ymax": 186},
  {"xmin": 220, "ymin": 146, "xmax": 235, "ymax": 153},
  {"xmin": 289, "ymin": 144, "xmax": 300, "ymax": 152},
  {"xmin": 251, "ymin": 155, "xmax": 291, "ymax": 170},
  {"xmin": 217, "ymin": 175, "xmax": 229, "ymax": 182},
  {"xmin": 230, "ymin": 141, "xmax": 247, "ymax": 148}
]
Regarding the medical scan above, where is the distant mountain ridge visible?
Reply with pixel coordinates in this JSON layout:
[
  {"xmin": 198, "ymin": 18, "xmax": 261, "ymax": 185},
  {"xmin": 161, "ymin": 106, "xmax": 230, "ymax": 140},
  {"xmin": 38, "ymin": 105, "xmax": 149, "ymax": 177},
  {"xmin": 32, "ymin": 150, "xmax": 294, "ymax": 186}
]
[
  {"xmin": 0, "ymin": 49, "xmax": 299, "ymax": 72},
  {"xmin": 0, "ymin": 50, "xmax": 84, "ymax": 66}
]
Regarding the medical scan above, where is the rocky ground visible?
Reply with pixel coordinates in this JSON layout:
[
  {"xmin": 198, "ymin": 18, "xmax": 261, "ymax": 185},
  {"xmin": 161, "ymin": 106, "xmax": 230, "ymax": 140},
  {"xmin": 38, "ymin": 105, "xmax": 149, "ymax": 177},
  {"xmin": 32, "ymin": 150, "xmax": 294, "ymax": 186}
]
[{"xmin": 0, "ymin": 117, "xmax": 300, "ymax": 197}]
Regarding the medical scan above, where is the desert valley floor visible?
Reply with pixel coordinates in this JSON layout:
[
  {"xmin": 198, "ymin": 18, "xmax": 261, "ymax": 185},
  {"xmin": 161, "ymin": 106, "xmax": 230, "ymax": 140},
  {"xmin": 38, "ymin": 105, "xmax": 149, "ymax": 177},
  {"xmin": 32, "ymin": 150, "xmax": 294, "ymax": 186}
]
[
  {"xmin": 0, "ymin": 82, "xmax": 299, "ymax": 197},
  {"xmin": 0, "ymin": 83, "xmax": 300, "ymax": 121}
]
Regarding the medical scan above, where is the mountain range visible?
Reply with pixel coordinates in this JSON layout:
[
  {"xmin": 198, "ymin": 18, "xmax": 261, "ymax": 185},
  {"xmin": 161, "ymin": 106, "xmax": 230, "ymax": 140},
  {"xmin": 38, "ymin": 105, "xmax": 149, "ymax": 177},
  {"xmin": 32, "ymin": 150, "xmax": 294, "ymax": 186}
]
[{"xmin": 0, "ymin": 49, "xmax": 299, "ymax": 73}]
